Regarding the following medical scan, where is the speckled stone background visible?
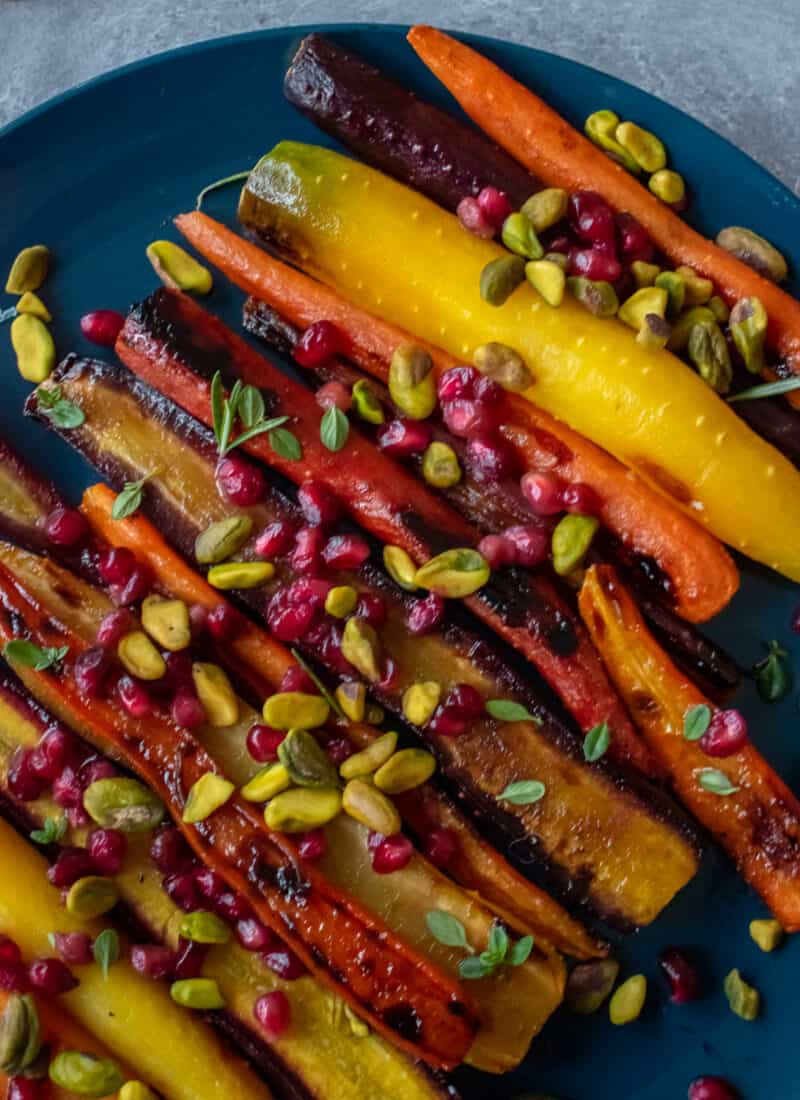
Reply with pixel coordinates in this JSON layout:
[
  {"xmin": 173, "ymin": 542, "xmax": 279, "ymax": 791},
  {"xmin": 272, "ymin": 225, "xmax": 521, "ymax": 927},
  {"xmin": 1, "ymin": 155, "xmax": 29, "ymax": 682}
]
[{"xmin": 2, "ymin": 0, "xmax": 798, "ymax": 194}]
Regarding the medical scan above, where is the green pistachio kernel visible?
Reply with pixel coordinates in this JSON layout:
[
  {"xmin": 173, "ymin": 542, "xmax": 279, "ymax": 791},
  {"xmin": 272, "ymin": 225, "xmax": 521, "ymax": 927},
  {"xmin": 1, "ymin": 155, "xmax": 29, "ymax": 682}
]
[
  {"xmin": 708, "ymin": 295, "xmax": 731, "ymax": 323},
  {"xmin": 383, "ymin": 545, "xmax": 419, "ymax": 591},
  {"xmin": 263, "ymin": 691, "xmax": 330, "ymax": 730},
  {"xmin": 240, "ymin": 763, "xmax": 291, "ymax": 802},
  {"xmin": 618, "ymin": 287, "xmax": 668, "ymax": 330},
  {"xmin": 179, "ymin": 910, "xmax": 231, "ymax": 944},
  {"xmin": 615, "ymin": 121, "xmax": 667, "ymax": 173},
  {"xmin": 609, "ymin": 975, "xmax": 647, "ymax": 1025},
  {"xmin": 11, "ymin": 314, "xmax": 56, "ymax": 383},
  {"xmin": 501, "ymin": 213, "xmax": 544, "ymax": 261},
  {"xmin": 730, "ymin": 296, "xmax": 768, "ymax": 375},
  {"xmin": 584, "ymin": 110, "xmax": 640, "ymax": 172},
  {"xmin": 49, "ymin": 1052, "xmax": 125, "ymax": 1098},
  {"xmin": 724, "ymin": 968, "xmax": 760, "ymax": 1021},
  {"xmin": 324, "ymin": 585, "xmax": 358, "ymax": 619},
  {"xmin": 631, "ymin": 261, "xmax": 661, "ymax": 288},
  {"xmin": 5, "ymin": 246, "xmax": 50, "ymax": 295},
  {"xmin": 16, "ymin": 292, "xmax": 52, "ymax": 322},
  {"xmin": 667, "ymin": 306, "xmax": 716, "ymax": 352},
  {"xmin": 473, "ymin": 342, "xmax": 533, "ymax": 392},
  {"xmin": 207, "ymin": 561, "xmax": 275, "ymax": 590},
  {"xmin": 351, "ymin": 379, "xmax": 385, "ymax": 425},
  {"xmin": 654, "ymin": 271, "xmax": 686, "ymax": 317},
  {"xmin": 675, "ymin": 265, "xmax": 714, "ymax": 307},
  {"xmin": 192, "ymin": 662, "xmax": 239, "ymax": 727},
  {"xmin": 688, "ymin": 321, "xmax": 733, "ymax": 395},
  {"xmin": 169, "ymin": 978, "xmax": 225, "ymax": 1010},
  {"xmin": 637, "ymin": 314, "xmax": 672, "ymax": 350},
  {"xmin": 480, "ymin": 256, "xmax": 526, "ymax": 307},
  {"xmin": 146, "ymin": 241, "xmax": 212, "ymax": 294},
  {"xmin": 374, "ymin": 748, "xmax": 437, "ymax": 795},
  {"xmin": 119, "ymin": 1082, "xmax": 159, "ymax": 1100},
  {"xmin": 279, "ymin": 729, "xmax": 340, "ymax": 788},
  {"xmin": 566, "ymin": 277, "xmax": 619, "ymax": 318},
  {"xmin": 339, "ymin": 731, "xmax": 398, "ymax": 780},
  {"xmin": 422, "ymin": 441, "xmax": 462, "ymax": 489},
  {"xmin": 194, "ymin": 515, "xmax": 253, "ymax": 565},
  {"xmin": 83, "ymin": 777, "xmax": 165, "ymax": 833},
  {"xmin": 551, "ymin": 515, "xmax": 600, "ymax": 576},
  {"xmin": 401, "ymin": 682, "xmax": 442, "ymax": 727},
  {"xmin": 65, "ymin": 877, "xmax": 120, "ymax": 920},
  {"xmin": 389, "ymin": 344, "xmax": 437, "ymax": 419},
  {"xmin": 565, "ymin": 959, "xmax": 620, "ymax": 1015},
  {"xmin": 716, "ymin": 226, "xmax": 787, "ymax": 283},
  {"xmin": 182, "ymin": 772, "xmax": 235, "ymax": 824},
  {"xmin": 263, "ymin": 787, "xmax": 342, "ymax": 832},
  {"xmin": 414, "ymin": 548, "xmax": 490, "ymax": 598},
  {"xmin": 543, "ymin": 251, "xmax": 569, "ymax": 271},
  {"xmin": 341, "ymin": 618, "xmax": 382, "ymax": 682},
  {"xmin": 342, "ymin": 778, "xmax": 401, "ymax": 836},
  {"xmin": 520, "ymin": 188, "xmax": 569, "ymax": 233},
  {"xmin": 117, "ymin": 630, "xmax": 167, "ymax": 681},
  {"xmin": 334, "ymin": 681, "xmax": 366, "ymax": 722},
  {"xmin": 749, "ymin": 918, "xmax": 784, "ymax": 953},
  {"xmin": 648, "ymin": 169, "xmax": 686, "ymax": 205},
  {"xmin": 525, "ymin": 260, "xmax": 566, "ymax": 307},
  {"xmin": 141, "ymin": 595, "xmax": 191, "ymax": 652},
  {"xmin": 0, "ymin": 994, "xmax": 40, "ymax": 1076}
]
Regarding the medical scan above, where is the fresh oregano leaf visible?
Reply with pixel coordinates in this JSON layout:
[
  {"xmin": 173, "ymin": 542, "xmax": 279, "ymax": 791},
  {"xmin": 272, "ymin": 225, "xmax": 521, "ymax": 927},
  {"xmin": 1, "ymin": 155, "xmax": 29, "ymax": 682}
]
[
  {"xmin": 111, "ymin": 474, "xmax": 152, "ymax": 520},
  {"xmin": 485, "ymin": 699, "xmax": 537, "ymax": 722},
  {"xmin": 583, "ymin": 720, "xmax": 611, "ymax": 762},
  {"xmin": 92, "ymin": 928, "xmax": 120, "ymax": 980},
  {"xmin": 753, "ymin": 640, "xmax": 790, "ymax": 703},
  {"xmin": 238, "ymin": 385, "xmax": 266, "ymax": 429},
  {"xmin": 683, "ymin": 703, "xmax": 712, "ymax": 741},
  {"xmin": 269, "ymin": 426, "xmax": 303, "ymax": 461},
  {"xmin": 508, "ymin": 935, "xmax": 535, "ymax": 967},
  {"xmin": 486, "ymin": 922, "xmax": 509, "ymax": 962},
  {"xmin": 320, "ymin": 405, "xmax": 350, "ymax": 452},
  {"xmin": 496, "ymin": 780, "xmax": 546, "ymax": 806},
  {"xmin": 458, "ymin": 955, "xmax": 491, "ymax": 980},
  {"xmin": 425, "ymin": 910, "xmax": 470, "ymax": 950},
  {"xmin": 697, "ymin": 767, "xmax": 740, "ymax": 796},
  {"xmin": 4, "ymin": 640, "xmax": 68, "ymax": 671},
  {"xmin": 36, "ymin": 385, "xmax": 85, "ymax": 429},
  {"xmin": 30, "ymin": 815, "xmax": 68, "ymax": 846}
]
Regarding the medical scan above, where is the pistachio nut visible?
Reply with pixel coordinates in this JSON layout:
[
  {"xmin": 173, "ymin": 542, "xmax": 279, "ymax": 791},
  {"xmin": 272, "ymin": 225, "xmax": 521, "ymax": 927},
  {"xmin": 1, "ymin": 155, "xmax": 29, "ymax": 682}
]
[
  {"xmin": 631, "ymin": 260, "xmax": 661, "ymax": 288},
  {"xmin": 708, "ymin": 295, "xmax": 730, "ymax": 324},
  {"xmin": 179, "ymin": 910, "xmax": 232, "ymax": 944},
  {"xmin": 182, "ymin": 771, "xmax": 235, "ymax": 824},
  {"xmin": 648, "ymin": 169, "xmax": 685, "ymax": 205},
  {"xmin": 479, "ymin": 256, "xmax": 526, "ymax": 307},
  {"xmin": 383, "ymin": 545, "xmax": 419, "ymax": 591},
  {"xmin": 351, "ymin": 379, "xmax": 385, "ymax": 425},
  {"xmin": 675, "ymin": 265, "xmax": 713, "ymax": 307},
  {"xmin": 339, "ymin": 731, "xmax": 398, "ymax": 780},
  {"xmin": 730, "ymin": 296, "xmax": 768, "ymax": 374},
  {"xmin": 401, "ymin": 682, "xmax": 442, "ymax": 727},
  {"xmin": 414, "ymin": 548, "xmax": 490, "ymax": 598},
  {"xmin": 501, "ymin": 213, "xmax": 544, "ymax": 261},
  {"xmin": 525, "ymin": 259, "xmax": 566, "ymax": 307},
  {"xmin": 584, "ymin": 110, "xmax": 640, "ymax": 172},
  {"xmin": 341, "ymin": 618, "xmax": 382, "ymax": 682},
  {"xmin": 49, "ymin": 1052, "xmax": 125, "ymax": 1098},
  {"xmin": 334, "ymin": 680, "xmax": 366, "ymax": 723},
  {"xmin": 16, "ymin": 292, "xmax": 52, "ymax": 322},
  {"xmin": 617, "ymin": 286, "xmax": 668, "ymax": 330},
  {"xmin": 667, "ymin": 306, "xmax": 716, "ymax": 352},
  {"xmin": 0, "ymin": 994, "xmax": 40, "ymax": 1076},
  {"xmin": 65, "ymin": 876, "xmax": 120, "ymax": 919},
  {"xmin": 716, "ymin": 226, "xmax": 787, "ymax": 283},
  {"xmin": 654, "ymin": 271, "xmax": 686, "ymax": 317},
  {"xmin": 520, "ymin": 188, "xmax": 569, "ymax": 233},
  {"xmin": 263, "ymin": 787, "xmax": 342, "ymax": 832},
  {"xmin": 119, "ymin": 1082, "xmax": 160, "ymax": 1100},
  {"xmin": 636, "ymin": 314, "xmax": 671, "ymax": 351},
  {"xmin": 279, "ymin": 729, "xmax": 340, "ymax": 788},
  {"xmin": 551, "ymin": 514, "xmax": 600, "ymax": 576},
  {"xmin": 116, "ymin": 630, "xmax": 166, "ymax": 681},
  {"xmin": 723, "ymin": 968, "xmax": 759, "ymax": 1021},
  {"xmin": 687, "ymin": 321, "xmax": 733, "ymax": 395},
  {"xmin": 194, "ymin": 515, "xmax": 253, "ymax": 566},
  {"xmin": 422, "ymin": 442, "xmax": 462, "ymax": 489},
  {"xmin": 169, "ymin": 978, "xmax": 225, "ymax": 1010},
  {"xmin": 615, "ymin": 121, "xmax": 666, "ymax": 173},
  {"xmin": 365, "ymin": 704, "xmax": 384, "ymax": 726},
  {"xmin": 263, "ymin": 691, "xmax": 330, "ymax": 730},
  {"xmin": 5, "ymin": 246, "xmax": 50, "ymax": 295},
  {"xmin": 389, "ymin": 344, "xmax": 437, "ymax": 419},
  {"xmin": 608, "ymin": 975, "xmax": 647, "ymax": 1025},
  {"xmin": 146, "ymin": 241, "xmax": 213, "ymax": 294},
  {"xmin": 374, "ymin": 748, "xmax": 437, "ymax": 794},
  {"xmin": 749, "ymin": 918, "xmax": 783, "ymax": 953},
  {"xmin": 207, "ymin": 561, "xmax": 274, "ymax": 589},
  {"xmin": 565, "ymin": 959, "xmax": 620, "ymax": 1015},
  {"xmin": 11, "ymin": 314, "xmax": 56, "ymax": 383},
  {"xmin": 140, "ymin": 595, "xmax": 191, "ymax": 652},
  {"xmin": 83, "ymin": 776, "xmax": 165, "ymax": 832},
  {"xmin": 324, "ymin": 585, "xmax": 358, "ymax": 619},
  {"xmin": 543, "ymin": 251, "xmax": 569, "ymax": 272},
  {"xmin": 240, "ymin": 763, "xmax": 291, "ymax": 802},
  {"xmin": 566, "ymin": 277, "xmax": 619, "ymax": 318},
  {"xmin": 473, "ymin": 342, "xmax": 533, "ymax": 391},
  {"xmin": 342, "ymin": 778, "xmax": 401, "ymax": 836},
  {"xmin": 192, "ymin": 662, "xmax": 239, "ymax": 727}
]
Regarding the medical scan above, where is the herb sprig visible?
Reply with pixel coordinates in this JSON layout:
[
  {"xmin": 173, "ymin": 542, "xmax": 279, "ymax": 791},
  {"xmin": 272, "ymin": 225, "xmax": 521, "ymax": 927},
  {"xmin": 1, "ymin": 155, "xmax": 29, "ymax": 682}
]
[
  {"xmin": 111, "ymin": 473, "xmax": 154, "ymax": 520},
  {"xmin": 35, "ymin": 385, "xmax": 85, "ymax": 429},
  {"xmin": 729, "ymin": 377, "xmax": 800, "ymax": 403},
  {"xmin": 4, "ymin": 640, "xmax": 68, "ymax": 671},
  {"xmin": 30, "ymin": 815, "xmax": 68, "ymax": 846},
  {"xmin": 753, "ymin": 640, "xmax": 790, "ymax": 703},
  {"xmin": 425, "ymin": 911, "xmax": 533, "ymax": 980},
  {"xmin": 210, "ymin": 371, "xmax": 299, "ymax": 459}
]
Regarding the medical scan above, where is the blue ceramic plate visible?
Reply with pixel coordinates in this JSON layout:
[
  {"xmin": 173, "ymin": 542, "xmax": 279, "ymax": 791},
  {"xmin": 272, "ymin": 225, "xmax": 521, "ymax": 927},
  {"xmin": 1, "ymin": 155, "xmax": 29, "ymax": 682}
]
[{"xmin": 1, "ymin": 25, "xmax": 798, "ymax": 1100}]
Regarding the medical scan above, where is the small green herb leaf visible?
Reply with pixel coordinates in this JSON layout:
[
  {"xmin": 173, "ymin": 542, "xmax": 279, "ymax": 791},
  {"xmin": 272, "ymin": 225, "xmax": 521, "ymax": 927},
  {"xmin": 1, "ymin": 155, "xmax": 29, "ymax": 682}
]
[
  {"xmin": 93, "ymin": 928, "xmax": 120, "ymax": 980},
  {"xmin": 508, "ymin": 935, "xmax": 534, "ymax": 966},
  {"xmin": 269, "ymin": 426, "xmax": 303, "ymax": 461},
  {"xmin": 111, "ymin": 474, "xmax": 152, "ymax": 520},
  {"xmin": 729, "ymin": 377, "xmax": 800, "ymax": 403},
  {"xmin": 683, "ymin": 703, "xmax": 712, "ymax": 741},
  {"xmin": 486, "ymin": 922, "xmax": 509, "ymax": 961},
  {"xmin": 36, "ymin": 385, "xmax": 85, "ymax": 429},
  {"xmin": 210, "ymin": 371, "xmax": 225, "ymax": 447},
  {"xmin": 30, "ymin": 815, "xmax": 68, "ymax": 845},
  {"xmin": 229, "ymin": 416, "xmax": 289, "ymax": 450},
  {"xmin": 320, "ymin": 406, "xmax": 350, "ymax": 452},
  {"xmin": 485, "ymin": 699, "xmax": 538, "ymax": 723},
  {"xmin": 697, "ymin": 767, "xmax": 740, "ymax": 796},
  {"xmin": 497, "ymin": 780, "xmax": 546, "ymax": 806},
  {"xmin": 4, "ymin": 640, "xmax": 68, "ymax": 671},
  {"xmin": 583, "ymin": 720, "xmax": 611, "ymax": 762},
  {"xmin": 238, "ymin": 385, "xmax": 266, "ymax": 429},
  {"xmin": 425, "ymin": 910, "xmax": 470, "ymax": 950},
  {"xmin": 458, "ymin": 955, "xmax": 491, "ymax": 980},
  {"xmin": 753, "ymin": 640, "xmax": 790, "ymax": 703}
]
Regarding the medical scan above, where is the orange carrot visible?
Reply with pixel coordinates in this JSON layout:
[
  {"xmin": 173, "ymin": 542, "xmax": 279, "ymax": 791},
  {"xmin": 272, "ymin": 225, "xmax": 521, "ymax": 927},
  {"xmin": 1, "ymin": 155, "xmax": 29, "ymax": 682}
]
[{"xmin": 175, "ymin": 211, "xmax": 738, "ymax": 623}]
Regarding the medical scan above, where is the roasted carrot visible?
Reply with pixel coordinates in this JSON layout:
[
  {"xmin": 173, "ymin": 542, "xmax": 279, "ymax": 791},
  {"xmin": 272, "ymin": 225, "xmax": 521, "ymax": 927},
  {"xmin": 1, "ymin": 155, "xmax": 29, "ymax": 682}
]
[{"xmin": 579, "ymin": 564, "xmax": 800, "ymax": 931}]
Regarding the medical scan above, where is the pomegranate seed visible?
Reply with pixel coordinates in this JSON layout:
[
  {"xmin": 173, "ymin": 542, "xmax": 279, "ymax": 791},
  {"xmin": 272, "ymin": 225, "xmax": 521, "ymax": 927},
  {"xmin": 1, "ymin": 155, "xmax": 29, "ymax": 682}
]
[
  {"xmin": 67, "ymin": 805, "xmax": 90, "ymax": 829},
  {"xmin": 376, "ymin": 418, "xmax": 433, "ymax": 457},
  {"xmin": 616, "ymin": 212, "xmax": 654, "ymax": 263},
  {"xmin": 429, "ymin": 684, "xmax": 484, "ymax": 737},
  {"xmin": 477, "ymin": 186, "xmax": 513, "ymax": 229},
  {"xmin": 47, "ymin": 847, "xmax": 93, "ymax": 888},
  {"xmin": 266, "ymin": 588, "xmax": 318, "ymax": 643},
  {"xmin": 97, "ymin": 546, "xmax": 137, "ymax": 587},
  {"xmin": 117, "ymin": 676, "xmax": 153, "ymax": 719},
  {"xmin": 562, "ymin": 482, "xmax": 603, "ymax": 516},
  {"xmin": 297, "ymin": 480, "xmax": 340, "ymax": 528},
  {"xmin": 372, "ymin": 834, "xmax": 414, "ymax": 874},
  {"xmin": 95, "ymin": 609, "xmax": 134, "ymax": 648},
  {"xmin": 150, "ymin": 827, "xmax": 193, "ymax": 874},
  {"xmin": 688, "ymin": 1078, "xmax": 739, "ymax": 1100},
  {"xmin": 316, "ymin": 380, "xmax": 352, "ymax": 412},
  {"xmin": 130, "ymin": 944, "xmax": 176, "ymax": 980},
  {"xmin": 456, "ymin": 196, "xmax": 494, "ymax": 240},
  {"xmin": 406, "ymin": 592, "xmax": 445, "ymax": 636},
  {"xmin": 520, "ymin": 471, "xmax": 566, "ymax": 516},
  {"xmin": 188, "ymin": 603, "xmax": 209, "ymax": 636},
  {"xmin": 171, "ymin": 688, "xmax": 206, "ymax": 730},
  {"xmin": 377, "ymin": 657, "xmax": 401, "ymax": 693},
  {"xmin": 72, "ymin": 647, "xmax": 110, "ymax": 699},
  {"xmin": 659, "ymin": 947, "xmax": 701, "ymax": 1004},
  {"xmin": 465, "ymin": 433, "xmax": 519, "ymax": 483},
  {"xmin": 474, "ymin": 375, "xmax": 503, "ymax": 407},
  {"xmin": 52, "ymin": 931, "xmax": 93, "ymax": 966},
  {"xmin": 29, "ymin": 957, "xmax": 78, "ymax": 995},
  {"xmin": 263, "ymin": 946, "xmax": 306, "ymax": 980},
  {"xmin": 206, "ymin": 603, "xmax": 241, "ymax": 642},
  {"xmin": 255, "ymin": 520, "xmax": 297, "ymax": 558},
  {"xmin": 322, "ymin": 534, "xmax": 371, "ymax": 570},
  {"xmin": 194, "ymin": 867, "xmax": 226, "ymax": 902},
  {"xmin": 246, "ymin": 724, "xmax": 285, "ymax": 763},
  {"xmin": 477, "ymin": 534, "xmax": 514, "ymax": 570},
  {"xmin": 7, "ymin": 748, "xmax": 44, "ymax": 802},
  {"xmin": 164, "ymin": 871, "xmax": 202, "ymax": 912},
  {"xmin": 546, "ymin": 234, "xmax": 572, "ymax": 254},
  {"xmin": 87, "ymin": 829, "xmax": 127, "ymax": 876},
  {"xmin": 30, "ymin": 725, "xmax": 79, "ymax": 782},
  {"xmin": 424, "ymin": 828, "xmax": 458, "ymax": 869},
  {"xmin": 355, "ymin": 593, "xmax": 387, "ymax": 628},
  {"xmin": 291, "ymin": 527, "xmax": 326, "ymax": 574},
  {"xmin": 503, "ymin": 524, "xmax": 551, "ymax": 567},
  {"xmin": 699, "ymin": 709, "xmax": 748, "ymax": 758},
  {"xmin": 568, "ymin": 247, "xmax": 622, "ymax": 283},
  {"xmin": 52, "ymin": 767, "xmax": 84, "ymax": 810},
  {"xmin": 297, "ymin": 828, "xmax": 327, "ymax": 861},
  {"xmin": 0, "ymin": 938, "xmax": 21, "ymax": 966},
  {"xmin": 0, "ymin": 962, "xmax": 30, "ymax": 993},
  {"xmin": 172, "ymin": 938, "xmax": 209, "ymax": 980},
  {"xmin": 441, "ymin": 399, "xmax": 493, "ymax": 440},
  {"xmin": 80, "ymin": 309, "xmax": 125, "ymax": 346},
  {"xmin": 568, "ymin": 190, "xmax": 617, "ymax": 251},
  {"xmin": 163, "ymin": 650, "xmax": 193, "ymax": 690},
  {"xmin": 325, "ymin": 737, "xmax": 354, "ymax": 766},
  {"xmin": 215, "ymin": 454, "xmax": 265, "ymax": 507},
  {"xmin": 280, "ymin": 665, "xmax": 318, "ymax": 694},
  {"xmin": 44, "ymin": 506, "xmax": 87, "ymax": 548},
  {"xmin": 438, "ymin": 366, "xmax": 479, "ymax": 403},
  {"xmin": 254, "ymin": 990, "xmax": 291, "ymax": 1038},
  {"xmin": 8, "ymin": 1079, "xmax": 41, "ymax": 1100},
  {"xmin": 293, "ymin": 320, "xmax": 347, "ymax": 367},
  {"xmin": 109, "ymin": 563, "xmax": 153, "ymax": 607},
  {"xmin": 367, "ymin": 831, "xmax": 385, "ymax": 852},
  {"xmin": 80, "ymin": 757, "xmax": 116, "ymax": 786},
  {"xmin": 214, "ymin": 891, "xmax": 252, "ymax": 923},
  {"xmin": 235, "ymin": 918, "xmax": 273, "ymax": 952}
]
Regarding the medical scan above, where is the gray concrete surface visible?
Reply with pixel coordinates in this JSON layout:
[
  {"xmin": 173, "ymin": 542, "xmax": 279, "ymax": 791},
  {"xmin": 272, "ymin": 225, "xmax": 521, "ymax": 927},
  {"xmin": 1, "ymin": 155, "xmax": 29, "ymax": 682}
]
[{"xmin": 2, "ymin": 0, "xmax": 798, "ymax": 194}]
